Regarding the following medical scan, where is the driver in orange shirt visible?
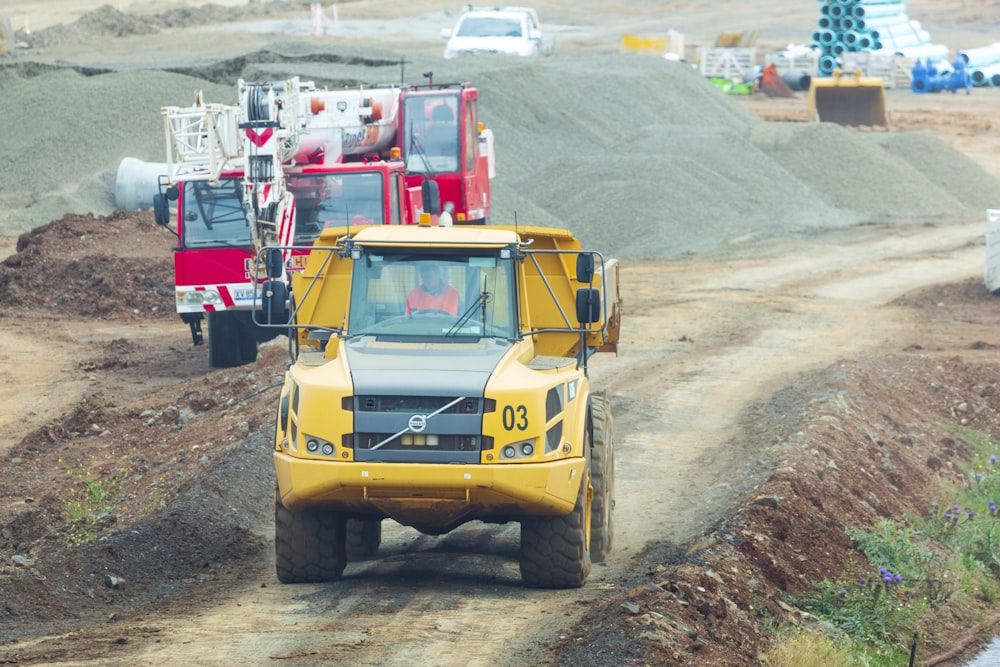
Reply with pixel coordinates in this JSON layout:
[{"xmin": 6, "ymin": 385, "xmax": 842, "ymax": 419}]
[{"xmin": 406, "ymin": 263, "xmax": 459, "ymax": 315}]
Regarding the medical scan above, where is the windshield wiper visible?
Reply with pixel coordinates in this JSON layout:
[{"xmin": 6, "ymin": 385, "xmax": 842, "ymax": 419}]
[
  {"xmin": 447, "ymin": 292, "xmax": 491, "ymax": 336},
  {"xmin": 408, "ymin": 126, "xmax": 435, "ymax": 176}
]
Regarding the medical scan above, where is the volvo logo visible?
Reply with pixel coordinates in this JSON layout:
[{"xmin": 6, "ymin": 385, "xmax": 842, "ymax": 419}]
[{"xmin": 408, "ymin": 414, "xmax": 427, "ymax": 432}]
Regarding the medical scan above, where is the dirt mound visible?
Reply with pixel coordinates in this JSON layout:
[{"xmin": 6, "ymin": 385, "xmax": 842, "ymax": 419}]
[
  {"xmin": 0, "ymin": 210, "xmax": 176, "ymax": 318},
  {"xmin": 0, "ymin": 342, "xmax": 286, "ymax": 638},
  {"xmin": 552, "ymin": 339, "xmax": 1000, "ymax": 665}
]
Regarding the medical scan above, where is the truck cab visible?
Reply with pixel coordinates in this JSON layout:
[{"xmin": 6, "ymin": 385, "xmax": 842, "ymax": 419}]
[{"xmin": 399, "ymin": 84, "xmax": 494, "ymax": 224}]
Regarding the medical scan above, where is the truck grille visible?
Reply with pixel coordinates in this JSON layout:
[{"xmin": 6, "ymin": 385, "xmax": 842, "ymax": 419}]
[
  {"xmin": 355, "ymin": 395, "xmax": 482, "ymax": 415},
  {"xmin": 349, "ymin": 395, "xmax": 489, "ymax": 463},
  {"xmin": 353, "ymin": 433, "xmax": 481, "ymax": 452}
]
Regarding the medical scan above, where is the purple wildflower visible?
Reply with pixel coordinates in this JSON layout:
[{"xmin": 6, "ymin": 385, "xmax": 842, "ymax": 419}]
[
  {"xmin": 990, "ymin": 455, "xmax": 998, "ymax": 464},
  {"xmin": 969, "ymin": 510, "xmax": 976, "ymax": 519},
  {"xmin": 893, "ymin": 574, "xmax": 903, "ymax": 583},
  {"xmin": 837, "ymin": 589, "xmax": 846, "ymax": 597}
]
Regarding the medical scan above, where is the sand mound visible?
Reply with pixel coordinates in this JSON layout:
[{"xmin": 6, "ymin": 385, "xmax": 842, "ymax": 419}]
[{"xmin": 1, "ymin": 7, "xmax": 996, "ymax": 259}]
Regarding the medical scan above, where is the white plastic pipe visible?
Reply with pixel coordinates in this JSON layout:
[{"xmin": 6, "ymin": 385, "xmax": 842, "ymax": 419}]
[
  {"xmin": 856, "ymin": 14, "xmax": 920, "ymax": 31},
  {"xmin": 971, "ymin": 62, "xmax": 1000, "ymax": 86},
  {"xmin": 889, "ymin": 43, "xmax": 950, "ymax": 60},
  {"xmin": 880, "ymin": 25, "xmax": 931, "ymax": 49},
  {"xmin": 852, "ymin": 3, "xmax": 906, "ymax": 19},
  {"xmin": 959, "ymin": 42, "xmax": 1000, "ymax": 68}
]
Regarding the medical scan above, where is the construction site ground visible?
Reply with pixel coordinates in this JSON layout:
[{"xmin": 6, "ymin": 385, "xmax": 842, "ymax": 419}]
[{"xmin": 2, "ymin": 1, "xmax": 1000, "ymax": 665}]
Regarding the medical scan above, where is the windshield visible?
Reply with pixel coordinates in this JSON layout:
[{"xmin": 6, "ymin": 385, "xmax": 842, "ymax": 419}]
[
  {"xmin": 346, "ymin": 251, "xmax": 517, "ymax": 339},
  {"xmin": 402, "ymin": 94, "xmax": 460, "ymax": 175},
  {"xmin": 179, "ymin": 179, "xmax": 247, "ymax": 247},
  {"xmin": 290, "ymin": 172, "xmax": 387, "ymax": 243},
  {"xmin": 180, "ymin": 172, "xmax": 387, "ymax": 247},
  {"xmin": 457, "ymin": 16, "xmax": 523, "ymax": 38}
]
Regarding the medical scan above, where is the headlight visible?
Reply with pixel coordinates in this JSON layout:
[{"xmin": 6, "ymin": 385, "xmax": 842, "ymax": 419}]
[
  {"xmin": 304, "ymin": 434, "xmax": 336, "ymax": 458},
  {"xmin": 176, "ymin": 289, "xmax": 222, "ymax": 306},
  {"xmin": 500, "ymin": 439, "xmax": 537, "ymax": 460}
]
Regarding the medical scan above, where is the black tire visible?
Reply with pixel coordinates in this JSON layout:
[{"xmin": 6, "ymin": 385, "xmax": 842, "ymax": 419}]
[
  {"xmin": 589, "ymin": 395, "xmax": 615, "ymax": 563},
  {"xmin": 275, "ymin": 494, "xmax": 347, "ymax": 583},
  {"xmin": 345, "ymin": 518, "xmax": 382, "ymax": 562},
  {"xmin": 207, "ymin": 311, "xmax": 258, "ymax": 367},
  {"xmin": 519, "ymin": 467, "xmax": 592, "ymax": 589}
]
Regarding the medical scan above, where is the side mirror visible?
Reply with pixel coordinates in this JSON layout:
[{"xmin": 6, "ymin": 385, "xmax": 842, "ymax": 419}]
[
  {"xmin": 575, "ymin": 287, "xmax": 601, "ymax": 324},
  {"xmin": 421, "ymin": 179, "xmax": 441, "ymax": 215},
  {"xmin": 153, "ymin": 194, "xmax": 170, "ymax": 226},
  {"xmin": 265, "ymin": 247, "xmax": 284, "ymax": 279},
  {"xmin": 576, "ymin": 253, "xmax": 595, "ymax": 283}
]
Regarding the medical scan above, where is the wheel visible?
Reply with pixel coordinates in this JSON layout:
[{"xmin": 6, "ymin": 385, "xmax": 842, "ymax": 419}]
[
  {"xmin": 207, "ymin": 311, "xmax": 258, "ymax": 367},
  {"xmin": 345, "ymin": 518, "xmax": 382, "ymax": 561},
  {"xmin": 274, "ymin": 494, "xmax": 347, "ymax": 583},
  {"xmin": 589, "ymin": 395, "xmax": 615, "ymax": 563},
  {"xmin": 519, "ymin": 467, "xmax": 592, "ymax": 589}
]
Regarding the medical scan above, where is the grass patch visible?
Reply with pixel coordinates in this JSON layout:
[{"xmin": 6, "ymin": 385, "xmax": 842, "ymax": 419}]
[{"xmin": 774, "ymin": 425, "xmax": 1000, "ymax": 664}]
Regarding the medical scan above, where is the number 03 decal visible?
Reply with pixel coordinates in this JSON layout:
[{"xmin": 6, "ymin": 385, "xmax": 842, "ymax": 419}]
[{"xmin": 502, "ymin": 404, "xmax": 528, "ymax": 431}]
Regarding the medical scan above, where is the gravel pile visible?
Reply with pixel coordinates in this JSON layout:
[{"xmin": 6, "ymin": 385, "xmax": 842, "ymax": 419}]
[
  {"xmin": 0, "ymin": 67, "xmax": 232, "ymax": 235},
  {"xmin": 0, "ymin": 5, "xmax": 997, "ymax": 260}
]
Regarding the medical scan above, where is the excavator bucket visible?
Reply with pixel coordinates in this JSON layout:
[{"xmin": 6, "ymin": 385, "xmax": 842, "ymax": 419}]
[
  {"xmin": 808, "ymin": 68, "xmax": 888, "ymax": 127},
  {"xmin": 759, "ymin": 64, "xmax": 796, "ymax": 98}
]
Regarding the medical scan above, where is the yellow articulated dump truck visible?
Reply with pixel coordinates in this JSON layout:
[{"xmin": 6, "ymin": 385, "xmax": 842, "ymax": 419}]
[{"xmin": 260, "ymin": 220, "xmax": 620, "ymax": 588}]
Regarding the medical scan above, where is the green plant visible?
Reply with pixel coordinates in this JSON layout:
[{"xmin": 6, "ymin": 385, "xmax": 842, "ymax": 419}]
[
  {"xmin": 794, "ymin": 570, "xmax": 917, "ymax": 648},
  {"xmin": 920, "ymin": 439, "xmax": 1000, "ymax": 580},
  {"xmin": 789, "ymin": 519, "xmax": 939, "ymax": 662},
  {"xmin": 63, "ymin": 474, "xmax": 117, "ymax": 545},
  {"xmin": 848, "ymin": 519, "xmax": 951, "ymax": 607}
]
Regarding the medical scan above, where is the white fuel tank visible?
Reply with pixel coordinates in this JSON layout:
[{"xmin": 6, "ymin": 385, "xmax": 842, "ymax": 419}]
[{"xmin": 115, "ymin": 157, "xmax": 169, "ymax": 212}]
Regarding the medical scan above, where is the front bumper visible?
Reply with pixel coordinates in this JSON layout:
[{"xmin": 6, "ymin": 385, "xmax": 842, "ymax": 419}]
[{"xmin": 274, "ymin": 453, "xmax": 586, "ymax": 531}]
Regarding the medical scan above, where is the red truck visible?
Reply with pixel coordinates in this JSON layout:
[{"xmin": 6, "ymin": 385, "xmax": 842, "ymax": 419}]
[{"xmin": 119, "ymin": 75, "xmax": 495, "ymax": 366}]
